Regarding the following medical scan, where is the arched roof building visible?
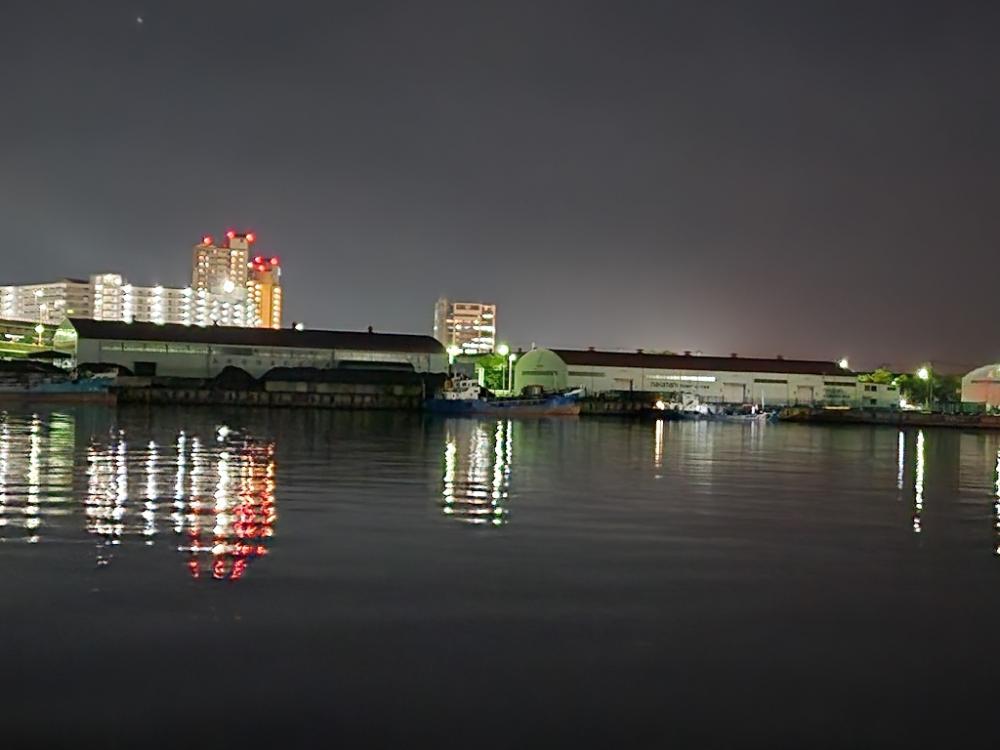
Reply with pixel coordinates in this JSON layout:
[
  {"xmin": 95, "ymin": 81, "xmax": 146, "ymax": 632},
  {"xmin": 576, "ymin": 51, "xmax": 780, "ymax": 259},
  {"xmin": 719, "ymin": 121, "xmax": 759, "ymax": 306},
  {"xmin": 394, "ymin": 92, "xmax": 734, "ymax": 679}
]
[{"xmin": 961, "ymin": 364, "xmax": 1000, "ymax": 407}]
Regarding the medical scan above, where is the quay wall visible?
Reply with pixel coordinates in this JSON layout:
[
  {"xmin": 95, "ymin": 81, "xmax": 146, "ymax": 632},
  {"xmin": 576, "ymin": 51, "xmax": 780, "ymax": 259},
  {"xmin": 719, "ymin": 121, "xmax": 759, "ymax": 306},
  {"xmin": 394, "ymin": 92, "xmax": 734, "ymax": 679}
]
[
  {"xmin": 113, "ymin": 368, "xmax": 443, "ymax": 411},
  {"xmin": 116, "ymin": 382, "xmax": 426, "ymax": 410},
  {"xmin": 778, "ymin": 407, "xmax": 1000, "ymax": 430}
]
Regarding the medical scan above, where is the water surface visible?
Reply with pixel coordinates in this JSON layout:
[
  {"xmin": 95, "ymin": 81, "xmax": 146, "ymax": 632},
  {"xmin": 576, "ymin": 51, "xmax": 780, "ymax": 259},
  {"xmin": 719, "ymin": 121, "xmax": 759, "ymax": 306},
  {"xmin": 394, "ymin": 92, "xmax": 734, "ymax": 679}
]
[{"xmin": 2, "ymin": 406, "xmax": 999, "ymax": 746}]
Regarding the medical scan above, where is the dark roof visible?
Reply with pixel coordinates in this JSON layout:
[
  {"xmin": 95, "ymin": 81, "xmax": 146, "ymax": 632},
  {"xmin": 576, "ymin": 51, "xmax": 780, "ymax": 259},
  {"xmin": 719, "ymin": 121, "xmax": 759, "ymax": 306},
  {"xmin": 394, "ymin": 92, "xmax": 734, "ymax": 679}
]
[
  {"xmin": 550, "ymin": 349, "xmax": 849, "ymax": 376},
  {"xmin": 68, "ymin": 319, "xmax": 444, "ymax": 354}
]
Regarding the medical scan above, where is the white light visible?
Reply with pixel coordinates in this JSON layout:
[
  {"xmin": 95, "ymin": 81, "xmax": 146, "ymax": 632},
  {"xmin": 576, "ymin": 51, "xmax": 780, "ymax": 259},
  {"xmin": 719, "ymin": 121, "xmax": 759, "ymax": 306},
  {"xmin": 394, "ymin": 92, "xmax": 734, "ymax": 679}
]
[
  {"xmin": 222, "ymin": 279, "xmax": 236, "ymax": 294},
  {"xmin": 917, "ymin": 366, "xmax": 930, "ymax": 381},
  {"xmin": 652, "ymin": 374, "xmax": 716, "ymax": 383},
  {"xmin": 655, "ymin": 399, "xmax": 666, "ymax": 411},
  {"xmin": 838, "ymin": 358, "xmax": 849, "ymax": 370},
  {"xmin": 294, "ymin": 322, "xmax": 305, "ymax": 331}
]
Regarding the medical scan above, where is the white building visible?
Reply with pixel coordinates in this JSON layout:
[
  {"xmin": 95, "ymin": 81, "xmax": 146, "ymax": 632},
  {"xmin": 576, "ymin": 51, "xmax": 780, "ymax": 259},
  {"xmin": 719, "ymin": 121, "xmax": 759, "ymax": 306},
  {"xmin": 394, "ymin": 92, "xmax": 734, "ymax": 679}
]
[
  {"xmin": 1, "ymin": 273, "xmax": 249, "ymax": 328},
  {"xmin": 433, "ymin": 298, "xmax": 497, "ymax": 354},
  {"xmin": 961, "ymin": 364, "xmax": 1000, "ymax": 409},
  {"xmin": 514, "ymin": 348, "xmax": 899, "ymax": 408},
  {"xmin": 56, "ymin": 318, "xmax": 448, "ymax": 379},
  {"xmin": 1, "ymin": 278, "xmax": 94, "ymax": 324}
]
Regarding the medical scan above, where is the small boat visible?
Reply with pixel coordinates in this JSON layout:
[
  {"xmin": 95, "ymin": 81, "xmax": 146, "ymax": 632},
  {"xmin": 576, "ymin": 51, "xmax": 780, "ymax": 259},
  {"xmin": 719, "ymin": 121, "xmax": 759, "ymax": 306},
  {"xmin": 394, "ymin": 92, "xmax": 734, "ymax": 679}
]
[
  {"xmin": 425, "ymin": 376, "xmax": 581, "ymax": 416},
  {"xmin": 0, "ymin": 371, "xmax": 116, "ymax": 403}
]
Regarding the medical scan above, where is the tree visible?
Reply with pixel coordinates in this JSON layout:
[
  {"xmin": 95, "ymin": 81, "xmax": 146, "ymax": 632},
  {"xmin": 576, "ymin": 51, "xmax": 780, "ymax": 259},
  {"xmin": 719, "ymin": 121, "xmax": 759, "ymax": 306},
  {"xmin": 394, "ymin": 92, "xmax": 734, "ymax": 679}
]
[
  {"xmin": 454, "ymin": 353, "xmax": 507, "ymax": 391},
  {"xmin": 895, "ymin": 372, "xmax": 960, "ymax": 407},
  {"xmin": 858, "ymin": 368, "xmax": 895, "ymax": 384}
]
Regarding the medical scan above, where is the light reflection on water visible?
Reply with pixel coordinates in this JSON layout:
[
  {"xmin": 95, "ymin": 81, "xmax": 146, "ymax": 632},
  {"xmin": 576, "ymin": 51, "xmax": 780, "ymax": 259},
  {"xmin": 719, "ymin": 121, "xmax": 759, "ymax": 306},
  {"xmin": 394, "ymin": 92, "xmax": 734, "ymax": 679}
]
[
  {"xmin": 913, "ymin": 429, "xmax": 925, "ymax": 534},
  {"xmin": 5, "ymin": 409, "xmax": 1000, "ymax": 576},
  {"xmin": 6, "ymin": 409, "xmax": 1000, "ymax": 744},
  {"xmin": 441, "ymin": 419, "xmax": 512, "ymax": 526},
  {"xmin": 1, "ymin": 410, "xmax": 276, "ymax": 582}
]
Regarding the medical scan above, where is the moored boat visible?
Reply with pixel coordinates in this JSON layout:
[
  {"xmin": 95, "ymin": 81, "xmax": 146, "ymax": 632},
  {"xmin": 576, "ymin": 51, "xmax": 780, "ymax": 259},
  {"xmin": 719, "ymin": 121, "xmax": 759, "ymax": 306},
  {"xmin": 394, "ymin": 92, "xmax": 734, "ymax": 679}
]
[
  {"xmin": 0, "ymin": 371, "xmax": 116, "ymax": 404},
  {"xmin": 425, "ymin": 376, "xmax": 580, "ymax": 416}
]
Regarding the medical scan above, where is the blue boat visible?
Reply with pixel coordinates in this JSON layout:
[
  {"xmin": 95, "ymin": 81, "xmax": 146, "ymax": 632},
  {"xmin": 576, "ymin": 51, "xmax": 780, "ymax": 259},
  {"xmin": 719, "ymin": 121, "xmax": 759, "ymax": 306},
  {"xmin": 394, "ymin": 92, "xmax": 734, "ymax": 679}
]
[
  {"xmin": 0, "ymin": 372, "xmax": 115, "ymax": 403},
  {"xmin": 425, "ymin": 376, "xmax": 581, "ymax": 417}
]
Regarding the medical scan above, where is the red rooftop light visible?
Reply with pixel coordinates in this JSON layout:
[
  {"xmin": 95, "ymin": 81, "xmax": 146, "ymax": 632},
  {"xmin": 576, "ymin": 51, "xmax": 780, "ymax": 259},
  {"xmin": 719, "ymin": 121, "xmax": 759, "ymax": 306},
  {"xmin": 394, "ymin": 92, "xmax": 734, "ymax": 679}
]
[
  {"xmin": 201, "ymin": 235, "xmax": 212, "ymax": 245},
  {"xmin": 226, "ymin": 230, "xmax": 236, "ymax": 240},
  {"xmin": 246, "ymin": 232, "xmax": 256, "ymax": 243},
  {"xmin": 270, "ymin": 257, "xmax": 279, "ymax": 265}
]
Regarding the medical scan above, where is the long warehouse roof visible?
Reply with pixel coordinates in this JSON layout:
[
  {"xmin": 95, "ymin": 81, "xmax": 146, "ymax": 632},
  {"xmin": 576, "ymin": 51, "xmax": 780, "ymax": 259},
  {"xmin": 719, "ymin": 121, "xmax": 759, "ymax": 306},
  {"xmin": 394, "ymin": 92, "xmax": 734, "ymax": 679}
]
[
  {"xmin": 551, "ymin": 348, "xmax": 850, "ymax": 376},
  {"xmin": 67, "ymin": 319, "xmax": 445, "ymax": 354}
]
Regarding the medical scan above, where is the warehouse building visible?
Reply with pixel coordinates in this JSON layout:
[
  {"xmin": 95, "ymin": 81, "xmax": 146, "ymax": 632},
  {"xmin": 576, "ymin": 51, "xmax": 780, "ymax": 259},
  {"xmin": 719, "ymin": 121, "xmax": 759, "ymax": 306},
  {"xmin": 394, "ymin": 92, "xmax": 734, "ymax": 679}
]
[
  {"xmin": 54, "ymin": 319, "xmax": 447, "ymax": 378},
  {"xmin": 514, "ymin": 348, "xmax": 898, "ymax": 408},
  {"xmin": 961, "ymin": 364, "xmax": 1000, "ymax": 409}
]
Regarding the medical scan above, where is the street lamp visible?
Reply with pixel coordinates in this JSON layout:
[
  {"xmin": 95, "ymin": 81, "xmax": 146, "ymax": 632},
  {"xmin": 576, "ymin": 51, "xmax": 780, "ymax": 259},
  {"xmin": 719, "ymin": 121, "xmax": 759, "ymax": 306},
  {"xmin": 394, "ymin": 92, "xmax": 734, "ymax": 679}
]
[
  {"xmin": 495, "ymin": 344, "xmax": 511, "ymax": 389},
  {"xmin": 508, "ymin": 353, "xmax": 517, "ymax": 394},
  {"xmin": 917, "ymin": 366, "xmax": 931, "ymax": 411},
  {"xmin": 34, "ymin": 323, "xmax": 45, "ymax": 346},
  {"xmin": 838, "ymin": 357, "xmax": 849, "ymax": 370},
  {"xmin": 447, "ymin": 345, "xmax": 461, "ymax": 366}
]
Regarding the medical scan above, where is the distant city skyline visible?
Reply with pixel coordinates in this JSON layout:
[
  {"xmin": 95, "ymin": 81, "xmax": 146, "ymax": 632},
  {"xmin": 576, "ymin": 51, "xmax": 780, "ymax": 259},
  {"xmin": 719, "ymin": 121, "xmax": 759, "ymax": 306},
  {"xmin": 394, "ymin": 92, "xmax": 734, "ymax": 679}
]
[{"xmin": 4, "ymin": 2, "xmax": 1000, "ymax": 373}]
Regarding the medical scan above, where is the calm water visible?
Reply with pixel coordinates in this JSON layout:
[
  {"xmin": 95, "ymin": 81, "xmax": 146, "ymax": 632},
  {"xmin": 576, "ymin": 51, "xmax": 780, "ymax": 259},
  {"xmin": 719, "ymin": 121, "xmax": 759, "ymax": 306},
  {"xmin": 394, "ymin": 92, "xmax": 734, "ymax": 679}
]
[{"xmin": 3, "ymin": 406, "xmax": 1000, "ymax": 746}]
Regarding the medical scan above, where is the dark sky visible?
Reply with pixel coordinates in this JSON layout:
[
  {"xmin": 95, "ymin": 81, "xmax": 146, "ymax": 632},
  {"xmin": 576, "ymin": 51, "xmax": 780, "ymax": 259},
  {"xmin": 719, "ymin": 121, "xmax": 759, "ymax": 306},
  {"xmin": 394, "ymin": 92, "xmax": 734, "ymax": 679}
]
[{"xmin": 3, "ymin": 1, "xmax": 999, "ymax": 371}]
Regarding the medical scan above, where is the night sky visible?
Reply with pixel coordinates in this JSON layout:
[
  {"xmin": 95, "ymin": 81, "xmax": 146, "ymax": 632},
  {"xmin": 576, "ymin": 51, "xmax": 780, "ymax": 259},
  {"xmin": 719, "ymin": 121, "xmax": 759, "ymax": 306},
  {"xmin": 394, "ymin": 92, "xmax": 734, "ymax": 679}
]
[{"xmin": 3, "ymin": 1, "xmax": 999, "ymax": 371}]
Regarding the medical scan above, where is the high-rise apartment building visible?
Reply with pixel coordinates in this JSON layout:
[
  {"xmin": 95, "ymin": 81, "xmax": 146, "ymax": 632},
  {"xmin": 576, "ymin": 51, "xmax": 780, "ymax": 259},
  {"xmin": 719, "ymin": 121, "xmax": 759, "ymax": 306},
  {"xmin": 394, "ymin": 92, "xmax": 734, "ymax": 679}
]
[
  {"xmin": 193, "ymin": 231, "xmax": 282, "ymax": 329},
  {"xmin": 433, "ymin": 297, "xmax": 497, "ymax": 354},
  {"xmin": 0, "ymin": 229, "xmax": 282, "ymax": 330},
  {"xmin": 192, "ymin": 231, "xmax": 252, "ymax": 294},
  {"xmin": 247, "ymin": 255, "xmax": 282, "ymax": 329}
]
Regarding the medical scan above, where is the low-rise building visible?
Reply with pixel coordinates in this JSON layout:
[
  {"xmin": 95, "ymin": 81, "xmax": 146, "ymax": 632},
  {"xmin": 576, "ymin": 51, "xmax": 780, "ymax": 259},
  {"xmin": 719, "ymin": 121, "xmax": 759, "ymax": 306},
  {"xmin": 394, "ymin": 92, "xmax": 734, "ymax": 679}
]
[
  {"xmin": 55, "ymin": 319, "xmax": 447, "ymax": 379},
  {"xmin": 514, "ymin": 347, "xmax": 899, "ymax": 408},
  {"xmin": 961, "ymin": 364, "xmax": 1000, "ymax": 409}
]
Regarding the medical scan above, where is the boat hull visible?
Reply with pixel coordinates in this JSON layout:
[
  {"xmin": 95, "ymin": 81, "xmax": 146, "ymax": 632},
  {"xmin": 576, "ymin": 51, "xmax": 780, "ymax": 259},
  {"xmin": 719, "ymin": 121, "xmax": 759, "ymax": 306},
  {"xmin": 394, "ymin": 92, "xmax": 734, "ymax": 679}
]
[
  {"xmin": 0, "ymin": 378, "xmax": 115, "ymax": 404},
  {"xmin": 0, "ymin": 391, "xmax": 116, "ymax": 404},
  {"xmin": 425, "ymin": 395, "xmax": 580, "ymax": 417}
]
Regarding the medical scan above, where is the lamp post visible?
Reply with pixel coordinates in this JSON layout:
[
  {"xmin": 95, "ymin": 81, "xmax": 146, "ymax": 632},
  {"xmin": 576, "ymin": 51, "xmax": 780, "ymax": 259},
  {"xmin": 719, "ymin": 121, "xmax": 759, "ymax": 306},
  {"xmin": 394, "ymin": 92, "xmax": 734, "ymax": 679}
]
[
  {"xmin": 495, "ymin": 344, "xmax": 510, "ymax": 390},
  {"xmin": 508, "ymin": 353, "xmax": 517, "ymax": 394},
  {"xmin": 917, "ymin": 366, "xmax": 931, "ymax": 411}
]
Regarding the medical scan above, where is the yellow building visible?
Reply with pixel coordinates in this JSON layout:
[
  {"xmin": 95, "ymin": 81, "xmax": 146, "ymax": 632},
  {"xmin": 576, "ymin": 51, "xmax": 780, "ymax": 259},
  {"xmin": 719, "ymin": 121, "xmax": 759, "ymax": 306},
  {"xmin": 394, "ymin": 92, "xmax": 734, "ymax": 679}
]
[{"xmin": 247, "ymin": 255, "xmax": 282, "ymax": 329}]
